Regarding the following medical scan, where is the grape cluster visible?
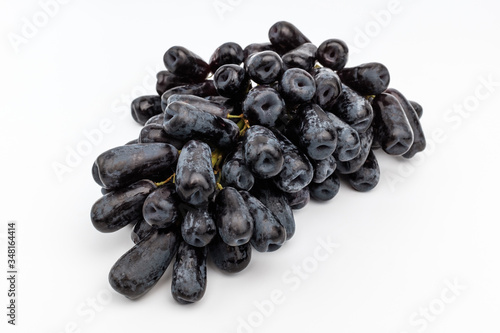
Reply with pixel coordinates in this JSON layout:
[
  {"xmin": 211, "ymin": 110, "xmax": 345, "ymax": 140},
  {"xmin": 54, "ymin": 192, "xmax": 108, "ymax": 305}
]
[{"xmin": 91, "ymin": 21, "xmax": 426, "ymax": 304}]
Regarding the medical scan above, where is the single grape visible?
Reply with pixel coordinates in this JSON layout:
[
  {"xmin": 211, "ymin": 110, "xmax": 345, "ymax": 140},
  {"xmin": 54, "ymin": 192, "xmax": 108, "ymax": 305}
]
[
  {"xmin": 243, "ymin": 125, "xmax": 284, "ymax": 179},
  {"xmin": 143, "ymin": 182, "xmax": 179, "ymax": 228},
  {"xmin": 208, "ymin": 233, "xmax": 252, "ymax": 273},
  {"xmin": 331, "ymin": 84, "xmax": 374, "ymax": 133},
  {"xmin": 166, "ymin": 94, "xmax": 230, "ymax": 118},
  {"xmin": 91, "ymin": 180, "xmax": 157, "ymax": 233},
  {"xmin": 156, "ymin": 70, "xmax": 197, "ymax": 96},
  {"xmin": 313, "ymin": 67, "xmax": 342, "ymax": 111},
  {"xmin": 316, "ymin": 39, "xmax": 349, "ymax": 71},
  {"xmin": 131, "ymin": 95, "xmax": 162, "ymax": 126},
  {"xmin": 309, "ymin": 172, "xmax": 341, "ymax": 201},
  {"xmin": 163, "ymin": 46, "xmax": 210, "ymax": 80},
  {"xmin": 242, "ymin": 86, "xmax": 285, "ymax": 127},
  {"xmin": 171, "ymin": 242, "xmax": 207, "ymax": 304},
  {"xmin": 244, "ymin": 51, "xmax": 283, "ymax": 85},
  {"xmin": 160, "ymin": 81, "xmax": 218, "ymax": 106},
  {"xmin": 214, "ymin": 64, "xmax": 250, "ymax": 99},
  {"xmin": 108, "ymin": 228, "xmax": 179, "ymax": 299},
  {"xmin": 181, "ymin": 205, "xmax": 216, "ymax": 247},
  {"xmin": 338, "ymin": 62, "xmax": 390, "ymax": 96},
  {"xmin": 312, "ymin": 154, "xmax": 337, "ymax": 184},
  {"xmin": 279, "ymin": 68, "xmax": 316, "ymax": 105},
  {"xmin": 282, "ymin": 42, "xmax": 317, "ymax": 72},
  {"xmin": 209, "ymin": 42, "xmax": 244, "ymax": 74},
  {"xmin": 344, "ymin": 150, "xmax": 380, "ymax": 192},
  {"xmin": 268, "ymin": 21, "xmax": 311, "ymax": 54},
  {"xmin": 221, "ymin": 142, "xmax": 255, "ymax": 191},
  {"xmin": 175, "ymin": 140, "xmax": 216, "ymax": 207},
  {"xmin": 215, "ymin": 187, "xmax": 254, "ymax": 246}
]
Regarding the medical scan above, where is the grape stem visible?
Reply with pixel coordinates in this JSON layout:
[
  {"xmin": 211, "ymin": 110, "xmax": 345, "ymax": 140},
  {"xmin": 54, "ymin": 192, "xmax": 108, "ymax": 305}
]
[{"xmin": 155, "ymin": 173, "xmax": 175, "ymax": 186}]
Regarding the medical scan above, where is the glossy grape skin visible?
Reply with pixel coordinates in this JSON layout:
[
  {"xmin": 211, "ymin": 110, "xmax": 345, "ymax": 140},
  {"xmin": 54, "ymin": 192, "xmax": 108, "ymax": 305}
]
[
  {"xmin": 163, "ymin": 102, "xmax": 240, "ymax": 150},
  {"xmin": 160, "ymin": 81, "xmax": 218, "ymax": 106},
  {"xmin": 239, "ymin": 191, "xmax": 287, "ymax": 252},
  {"xmin": 282, "ymin": 43, "xmax": 317, "ymax": 72},
  {"xmin": 331, "ymin": 84, "xmax": 374, "ymax": 133},
  {"xmin": 286, "ymin": 103, "xmax": 337, "ymax": 161},
  {"xmin": 279, "ymin": 68, "xmax": 316, "ymax": 105},
  {"xmin": 215, "ymin": 187, "xmax": 254, "ymax": 246},
  {"xmin": 312, "ymin": 154, "xmax": 337, "ymax": 183},
  {"xmin": 272, "ymin": 130, "xmax": 314, "ymax": 193},
  {"xmin": 243, "ymin": 42, "xmax": 274, "ymax": 60},
  {"xmin": 163, "ymin": 46, "xmax": 210, "ymax": 80},
  {"xmin": 313, "ymin": 67, "xmax": 342, "ymax": 111},
  {"xmin": 242, "ymin": 86, "xmax": 285, "ymax": 127},
  {"xmin": 94, "ymin": 143, "xmax": 178, "ymax": 190},
  {"xmin": 209, "ymin": 42, "xmax": 244, "ymax": 74},
  {"xmin": 316, "ymin": 39, "xmax": 349, "ymax": 71},
  {"xmin": 91, "ymin": 180, "xmax": 157, "ymax": 233},
  {"xmin": 208, "ymin": 233, "xmax": 252, "ymax": 273},
  {"xmin": 156, "ymin": 70, "xmax": 197, "ymax": 96},
  {"xmin": 309, "ymin": 172, "xmax": 341, "ymax": 201},
  {"xmin": 214, "ymin": 64, "xmax": 250, "ymax": 99},
  {"xmin": 221, "ymin": 142, "xmax": 255, "ymax": 191},
  {"xmin": 204, "ymin": 95, "xmax": 242, "ymax": 116},
  {"xmin": 245, "ymin": 51, "xmax": 283, "ymax": 85},
  {"xmin": 139, "ymin": 124, "xmax": 185, "ymax": 150},
  {"xmin": 252, "ymin": 182, "xmax": 295, "ymax": 240},
  {"xmin": 243, "ymin": 125, "xmax": 284, "ymax": 179},
  {"xmin": 166, "ymin": 94, "xmax": 230, "ymax": 118},
  {"xmin": 142, "ymin": 182, "xmax": 179, "ymax": 228},
  {"xmin": 181, "ymin": 205, "xmax": 216, "ymax": 247},
  {"xmin": 338, "ymin": 62, "xmax": 390, "ymax": 96},
  {"xmin": 108, "ymin": 228, "xmax": 179, "ymax": 299},
  {"xmin": 385, "ymin": 88, "xmax": 426, "ymax": 158},
  {"xmin": 175, "ymin": 140, "xmax": 216, "ymax": 207},
  {"xmin": 336, "ymin": 127, "xmax": 374, "ymax": 174},
  {"xmin": 284, "ymin": 187, "xmax": 310, "ymax": 210},
  {"xmin": 171, "ymin": 242, "xmax": 207, "ymax": 304},
  {"xmin": 131, "ymin": 220, "xmax": 156, "ymax": 245},
  {"xmin": 371, "ymin": 93, "xmax": 414, "ymax": 156},
  {"xmin": 131, "ymin": 95, "xmax": 162, "ymax": 126},
  {"xmin": 144, "ymin": 113, "xmax": 165, "ymax": 126},
  {"xmin": 327, "ymin": 112, "xmax": 361, "ymax": 162},
  {"xmin": 410, "ymin": 100, "xmax": 423, "ymax": 119},
  {"xmin": 268, "ymin": 21, "xmax": 311, "ymax": 55},
  {"xmin": 344, "ymin": 150, "xmax": 380, "ymax": 192}
]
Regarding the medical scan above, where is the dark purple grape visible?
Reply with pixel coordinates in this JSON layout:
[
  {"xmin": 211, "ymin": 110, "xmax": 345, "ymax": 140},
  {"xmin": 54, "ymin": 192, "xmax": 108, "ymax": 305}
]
[
  {"xmin": 139, "ymin": 124, "xmax": 184, "ymax": 150},
  {"xmin": 279, "ymin": 68, "xmax": 316, "ymax": 105},
  {"xmin": 371, "ymin": 93, "xmax": 414, "ymax": 155},
  {"xmin": 331, "ymin": 84, "xmax": 374, "ymax": 133},
  {"xmin": 284, "ymin": 187, "xmax": 310, "ymax": 210},
  {"xmin": 144, "ymin": 113, "xmax": 165, "ymax": 126},
  {"xmin": 239, "ymin": 191, "xmax": 287, "ymax": 252},
  {"xmin": 245, "ymin": 51, "xmax": 283, "ymax": 85},
  {"xmin": 109, "ymin": 228, "xmax": 179, "ymax": 299},
  {"xmin": 410, "ymin": 100, "xmax": 423, "ymax": 119},
  {"xmin": 338, "ymin": 62, "xmax": 390, "ymax": 96},
  {"xmin": 268, "ymin": 21, "xmax": 311, "ymax": 54},
  {"xmin": 309, "ymin": 172, "xmax": 341, "ymax": 201},
  {"xmin": 175, "ymin": 140, "xmax": 216, "ymax": 207},
  {"xmin": 163, "ymin": 102, "xmax": 240, "ymax": 150},
  {"xmin": 282, "ymin": 43, "xmax": 317, "ymax": 72},
  {"xmin": 336, "ymin": 127, "xmax": 374, "ymax": 174},
  {"xmin": 316, "ymin": 39, "xmax": 349, "ymax": 71},
  {"xmin": 286, "ymin": 103, "xmax": 337, "ymax": 161},
  {"xmin": 312, "ymin": 154, "xmax": 337, "ymax": 183},
  {"xmin": 181, "ymin": 205, "xmax": 216, "ymax": 247},
  {"xmin": 208, "ymin": 234, "xmax": 252, "ymax": 273},
  {"xmin": 215, "ymin": 187, "xmax": 254, "ymax": 246},
  {"xmin": 94, "ymin": 143, "xmax": 178, "ymax": 190},
  {"xmin": 131, "ymin": 220, "xmax": 156, "ymax": 245},
  {"xmin": 163, "ymin": 46, "xmax": 210, "ymax": 80},
  {"xmin": 221, "ymin": 142, "xmax": 255, "ymax": 191},
  {"xmin": 209, "ymin": 42, "xmax": 244, "ymax": 74},
  {"xmin": 344, "ymin": 150, "xmax": 380, "ymax": 192},
  {"xmin": 242, "ymin": 86, "xmax": 285, "ymax": 127},
  {"xmin": 313, "ymin": 67, "xmax": 342, "ymax": 110},
  {"xmin": 171, "ymin": 242, "xmax": 207, "ymax": 304},
  {"xmin": 142, "ymin": 182, "xmax": 179, "ymax": 228},
  {"xmin": 243, "ymin": 125, "xmax": 284, "ymax": 179},
  {"xmin": 160, "ymin": 81, "xmax": 218, "ymax": 105},
  {"xmin": 327, "ymin": 112, "xmax": 361, "ymax": 162},
  {"xmin": 243, "ymin": 42, "xmax": 274, "ymax": 60},
  {"xmin": 156, "ymin": 70, "xmax": 197, "ymax": 96},
  {"xmin": 166, "ymin": 94, "xmax": 230, "ymax": 118},
  {"xmin": 252, "ymin": 182, "xmax": 295, "ymax": 240},
  {"xmin": 91, "ymin": 180, "xmax": 156, "ymax": 233},
  {"xmin": 385, "ymin": 88, "xmax": 426, "ymax": 158},
  {"xmin": 272, "ymin": 130, "xmax": 314, "ymax": 193},
  {"xmin": 131, "ymin": 95, "xmax": 162, "ymax": 126},
  {"xmin": 214, "ymin": 64, "xmax": 250, "ymax": 99}
]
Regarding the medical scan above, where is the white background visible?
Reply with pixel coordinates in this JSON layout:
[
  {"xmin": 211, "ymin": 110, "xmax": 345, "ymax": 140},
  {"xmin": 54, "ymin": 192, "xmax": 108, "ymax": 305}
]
[{"xmin": 1, "ymin": 0, "xmax": 500, "ymax": 332}]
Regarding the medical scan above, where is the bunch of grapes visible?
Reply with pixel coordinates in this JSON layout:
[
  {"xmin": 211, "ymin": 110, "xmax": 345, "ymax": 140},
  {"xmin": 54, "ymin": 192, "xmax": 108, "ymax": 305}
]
[{"xmin": 90, "ymin": 21, "xmax": 426, "ymax": 304}]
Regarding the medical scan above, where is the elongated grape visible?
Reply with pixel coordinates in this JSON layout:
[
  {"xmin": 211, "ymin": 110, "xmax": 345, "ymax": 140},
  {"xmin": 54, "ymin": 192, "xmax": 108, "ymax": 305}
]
[
  {"xmin": 143, "ymin": 182, "xmax": 179, "ymax": 228},
  {"xmin": 309, "ymin": 173, "xmax": 341, "ymax": 201},
  {"xmin": 345, "ymin": 150, "xmax": 380, "ymax": 192},
  {"xmin": 209, "ymin": 42, "xmax": 244, "ymax": 73},
  {"xmin": 163, "ymin": 46, "xmax": 210, "ymax": 80},
  {"xmin": 175, "ymin": 140, "xmax": 216, "ymax": 207},
  {"xmin": 316, "ymin": 39, "xmax": 349, "ymax": 71},
  {"xmin": 312, "ymin": 155, "xmax": 337, "ymax": 184},
  {"xmin": 171, "ymin": 242, "xmax": 207, "ymax": 304},
  {"xmin": 94, "ymin": 143, "xmax": 178, "ymax": 190},
  {"xmin": 161, "ymin": 81, "xmax": 218, "ymax": 104},
  {"xmin": 331, "ymin": 84, "xmax": 374, "ymax": 133},
  {"xmin": 221, "ymin": 142, "xmax": 255, "ymax": 191},
  {"xmin": 166, "ymin": 94, "xmax": 230, "ymax": 118},
  {"xmin": 242, "ymin": 86, "xmax": 285, "ymax": 127},
  {"xmin": 327, "ymin": 112, "xmax": 361, "ymax": 162},
  {"xmin": 336, "ymin": 127, "xmax": 374, "ymax": 174},
  {"xmin": 131, "ymin": 95, "xmax": 162, "ymax": 126},
  {"xmin": 156, "ymin": 70, "xmax": 197, "ymax": 96},
  {"xmin": 313, "ymin": 67, "xmax": 342, "ymax": 111},
  {"xmin": 338, "ymin": 62, "xmax": 390, "ymax": 96},
  {"xmin": 215, "ymin": 187, "xmax": 254, "ymax": 246},
  {"xmin": 91, "ymin": 180, "xmax": 156, "ymax": 233},
  {"xmin": 208, "ymin": 234, "xmax": 252, "ymax": 273},
  {"xmin": 181, "ymin": 205, "xmax": 216, "ymax": 247},
  {"xmin": 240, "ymin": 191, "xmax": 286, "ymax": 252},
  {"xmin": 243, "ymin": 125, "xmax": 284, "ymax": 179},
  {"xmin": 108, "ymin": 228, "xmax": 179, "ymax": 299},
  {"xmin": 268, "ymin": 21, "xmax": 311, "ymax": 54},
  {"xmin": 282, "ymin": 42, "xmax": 317, "ymax": 72}
]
